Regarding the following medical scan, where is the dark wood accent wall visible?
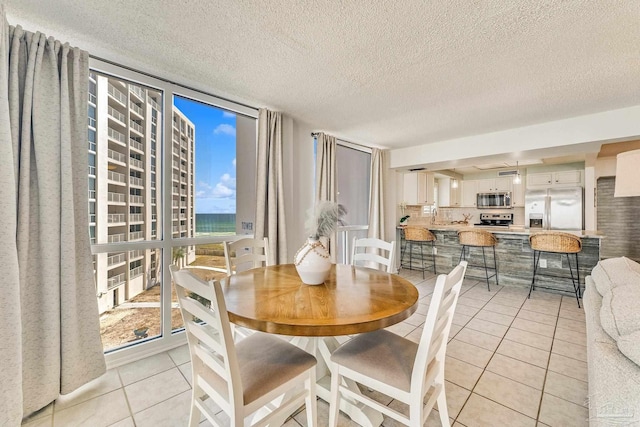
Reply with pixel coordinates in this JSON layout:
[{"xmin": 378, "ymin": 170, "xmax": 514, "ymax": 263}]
[{"xmin": 597, "ymin": 177, "xmax": 640, "ymax": 262}]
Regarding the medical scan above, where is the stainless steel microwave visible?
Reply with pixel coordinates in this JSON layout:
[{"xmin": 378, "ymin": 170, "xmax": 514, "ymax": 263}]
[{"xmin": 477, "ymin": 192, "xmax": 512, "ymax": 209}]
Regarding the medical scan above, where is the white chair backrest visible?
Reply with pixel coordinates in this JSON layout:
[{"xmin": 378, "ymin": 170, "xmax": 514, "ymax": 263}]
[
  {"xmin": 224, "ymin": 237, "xmax": 271, "ymax": 274},
  {"xmin": 351, "ymin": 237, "xmax": 396, "ymax": 272},
  {"xmin": 169, "ymin": 265, "xmax": 243, "ymax": 410},
  {"xmin": 411, "ymin": 261, "xmax": 468, "ymax": 394}
]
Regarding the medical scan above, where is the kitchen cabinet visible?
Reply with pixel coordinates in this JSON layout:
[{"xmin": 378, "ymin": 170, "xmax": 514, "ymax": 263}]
[
  {"xmin": 437, "ymin": 177, "xmax": 462, "ymax": 207},
  {"xmin": 527, "ymin": 170, "xmax": 583, "ymax": 189},
  {"xmin": 512, "ymin": 176, "xmax": 525, "ymax": 207},
  {"xmin": 477, "ymin": 177, "xmax": 513, "ymax": 193},
  {"xmin": 403, "ymin": 172, "xmax": 435, "ymax": 205},
  {"xmin": 461, "ymin": 180, "xmax": 478, "ymax": 207}
]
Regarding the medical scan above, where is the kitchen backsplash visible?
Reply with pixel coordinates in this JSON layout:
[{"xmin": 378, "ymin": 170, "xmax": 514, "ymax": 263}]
[{"xmin": 400, "ymin": 205, "xmax": 525, "ymax": 226}]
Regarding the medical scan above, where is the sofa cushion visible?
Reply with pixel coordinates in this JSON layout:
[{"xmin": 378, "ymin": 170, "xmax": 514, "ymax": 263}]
[
  {"xmin": 618, "ymin": 331, "xmax": 640, "ymax": 366},
  {"xmin": 601, "ymin": 284, "xmax": 640, "ymax": 339},
  {"xmin": 591, "ymin": 256, "xmax": 640, "ymax": 296}
]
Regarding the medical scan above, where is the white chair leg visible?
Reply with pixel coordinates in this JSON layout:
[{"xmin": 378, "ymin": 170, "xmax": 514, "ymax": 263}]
[
  {"xmin": 436, "ymin": 391, "xmax": 450, "ymax": 426},
  {"xmin": 305, "ymin": 369, "xmax": 317, "ymax": 427},
  {"xmin": 188, "ymin": 389, "xmax": 201, "ymax": 427},
  {"xmin": 328, "ymin": 368, "xmax": 341, "ymax": 427}
]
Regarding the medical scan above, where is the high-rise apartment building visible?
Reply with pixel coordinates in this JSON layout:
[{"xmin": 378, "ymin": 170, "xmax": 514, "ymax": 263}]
[{"xmin": 89, "ymin": 73, "xmax": 195, "ymax": 314}]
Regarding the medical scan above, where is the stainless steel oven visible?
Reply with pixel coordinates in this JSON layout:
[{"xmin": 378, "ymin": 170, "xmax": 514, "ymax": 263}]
[{"xmin": 477, "ymin": 192, "xmax": 512, "ymax": 209}]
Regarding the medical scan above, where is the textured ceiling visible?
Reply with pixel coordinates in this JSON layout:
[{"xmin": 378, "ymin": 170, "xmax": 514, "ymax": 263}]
[{"xmin": 6, "ymin": 0, "xmax": 640, "ymax": 149}]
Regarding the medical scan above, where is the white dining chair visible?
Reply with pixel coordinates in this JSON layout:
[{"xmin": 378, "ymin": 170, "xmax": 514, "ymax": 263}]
[
  {"xmin": 328, "ymin": 261, "xmax": 468, "ymax": 427},
  {"xmin": 351, "ymin": 237, "xmax": 396, "ymax": 272},
  {"xmin": 169, "ymin": 265, "xmax": 317, "ymax": 427},
  {"xmin": 224, "ymin": 237, "xmax": 271, "ymax": 275}
]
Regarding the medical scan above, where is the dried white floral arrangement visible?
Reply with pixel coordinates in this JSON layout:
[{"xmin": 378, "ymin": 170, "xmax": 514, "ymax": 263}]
[{"xmin": 305, "ymin": 201, "xmax": 347, "ymax": 240}]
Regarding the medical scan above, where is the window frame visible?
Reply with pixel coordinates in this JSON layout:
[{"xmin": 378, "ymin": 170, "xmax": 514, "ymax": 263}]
[{"xmin": 89, "ymin": 58, "xmax": 258, "ymax": 368}]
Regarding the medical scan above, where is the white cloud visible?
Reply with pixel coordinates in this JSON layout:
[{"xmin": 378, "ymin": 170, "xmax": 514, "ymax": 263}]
[
  {"xmin": 222, "ymin": 111, "xmax": 235, "ymax": 118},
  {"xmin": 213, "ymin": 123, "xmax": 236, "ymax": 137},
  {"xmin": 196, "ymin": 175, "xmax": 236, "ymax": 200},
  {"xmin": 232, "ymin": 158, "xmax": 236, "ymax": 168}
]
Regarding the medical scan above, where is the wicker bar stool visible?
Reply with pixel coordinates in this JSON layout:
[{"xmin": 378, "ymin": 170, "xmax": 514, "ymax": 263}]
[
  {"xmin": 401, "ymin": 226, "xmax": 437, "ymax": 279},
  {"xmin": 529, "ymin": 231, "xmax": 582, "ymax": 307},
  {"xmin": 458, "ymin": 229, "xmax": 498, "ymax": 291}
]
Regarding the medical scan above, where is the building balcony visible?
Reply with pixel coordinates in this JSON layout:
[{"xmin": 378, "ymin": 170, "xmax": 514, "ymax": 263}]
[
  {"xmin": 107, "ymin": 83, "xmax": 127, "ymax": 106},
  {"xmin": 172, "ymin": 160, "xmax": 180, "ymax": 169},
  {"xmin": 129, "ymin": 176, "xmax": 143, "ymax": 187},
  {"xmin": 129, "ymin": 85, "xmax": 144, "ymax": 100},
  {"xmin": 107, "ymin": 170, "xmax": 126, "ymax": 185},
  {"xmin": 107, "ymin": 105, "xmax": 126, "ymax": 124},
  {"xmin": 172, "ymin": 147, "xmax": 180, "ymax": 157},
  {"xmin": 107, "ymin": 213, "xmax": 126, "ymax": 224},
  {"xmin": 129, "ymin": 138, "xmax": 144, "ymax": 152},
  {"xmin": 129, "ymin": 195, "xmax": 144, "ymax": 205},
  {"xmin": 107, "ymin": 253, "xmax": 126, "ymax": 268},
  {"xmin": 129, "ymin": 265, "xmax": 144, "ymax": 279},
  {"xmin": 129, "ymin": 250, "xmax": 144, "ymax": 260},
  {"xmin": 107, "ymin": 273, "xmax": 126, "ymax": 290},
  {"xmin": 129, "ymin": 157, "xmax": 144, "ymax": 171},
  {"xmin": 149, "ymin": 98, "xmax": 160, "ymax": 110},
  {"xmin": 129, "ymin": 231, "xmax": 144, "ymax": 241},
  {"xmin": 130, "ymin": 120, "xmax": 144, "ymax": 135},
  {"xmin": 129, "ymin": 101, "xmax": 144, "ymax": 117},
  {"xmin": 107, "ymin": 192, "xmax": 126, "ymax": 204},
  {"xmin": 107, "ymin": 149, "xmax": 127, "ymax": 165},
  {"xmin": 129, "ymin": 213, "xmax": 144, "ymax": 223},
  {"xmin": 108, "ymin": 233, "xmax": 125, "ymax": 243},
  {"xmin": 108, "ymin": 128, "xmax": 126, "ymax": 146}
]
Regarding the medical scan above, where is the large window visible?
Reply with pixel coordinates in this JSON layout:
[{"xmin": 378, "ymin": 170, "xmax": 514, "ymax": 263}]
[
  {"xmin": 89, "ymin": 60, "xmax": 257, "ymax": 361},
  {"xmin": 335, "ymin": 142, "xmax": 371, "ymax": 263}
]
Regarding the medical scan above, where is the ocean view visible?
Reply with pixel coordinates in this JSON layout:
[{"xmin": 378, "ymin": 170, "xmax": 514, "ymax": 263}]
[{"xmin": 195, "ymin": 213, "xmax": 236, "ymax": 234}]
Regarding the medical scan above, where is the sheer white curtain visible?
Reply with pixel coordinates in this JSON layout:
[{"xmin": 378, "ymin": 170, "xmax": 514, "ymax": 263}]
[
  {"xmin": 368, "ymin": 148, "xmax": 387, "ymax": 240},
  {"xmin": 0, "ymin": 14, "xmax": 105, "ymax": 424},
  {"xmin": 255, "ymin": 108, "xmax": 288, "ymax": 264},
  {"xmin": 315, "ymin": 132, "xmax": 337, "ymax": 260}
]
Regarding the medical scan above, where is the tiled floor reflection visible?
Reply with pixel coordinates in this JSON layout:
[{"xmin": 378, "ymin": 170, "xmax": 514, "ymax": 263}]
[{"xmin": 22, "ymin": 269, "xmax": 589, "ymax": 427}]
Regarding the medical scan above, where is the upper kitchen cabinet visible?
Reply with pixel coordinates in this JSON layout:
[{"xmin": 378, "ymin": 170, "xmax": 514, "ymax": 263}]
[
  {"xmin": 403, "ymin": 171, "xmax": 435, "ymax": 205},
  {"xmin": 436, "ymin": 177, "xmax": 461, "ymax": 207},
  {"xmin": 477, "ymin": 177, "xmax": 513, "ymax": 193},
  {"xmin": 527, "ymin": 170, "xmax": 584, "ymax": 189},
  {"xmin": 461, "ymin": 180, "xmax": 478, "ymax": 207},
  {"xmin": 512, "ymin": 176, "xmax": 525, "ymax": 207}
]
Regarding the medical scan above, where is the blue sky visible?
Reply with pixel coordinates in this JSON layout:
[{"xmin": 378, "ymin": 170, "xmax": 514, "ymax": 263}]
[{"xmin": 173, "ymin": 96, "xmax": 236, "ymax": 214}]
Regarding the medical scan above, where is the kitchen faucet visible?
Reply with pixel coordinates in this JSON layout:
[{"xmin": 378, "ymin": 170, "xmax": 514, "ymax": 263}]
[{"xmin": 431, "ymin": 208, "xmax": 437, "ymax": 224}]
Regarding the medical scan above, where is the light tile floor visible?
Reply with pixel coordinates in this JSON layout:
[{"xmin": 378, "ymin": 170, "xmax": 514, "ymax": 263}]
[{"xmin": 22, "ymin": 270, "xmax": 590, "ymax": 427}]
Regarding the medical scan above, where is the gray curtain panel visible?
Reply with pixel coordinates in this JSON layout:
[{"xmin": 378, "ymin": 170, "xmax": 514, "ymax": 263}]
[
  {"xmin": 255, "ymin": 108, "xmax": 288, "ymax": 264},
  {"xmin": 367, "ymin": 148, "xmax": 386, "ymax": 241},
  {"xmin": 314, "ymin": 132, "xmax": 337, "ymax": 260},
  {"xmin": 0, "ymin": 16, "xmax": 106, "ymax": 424}
]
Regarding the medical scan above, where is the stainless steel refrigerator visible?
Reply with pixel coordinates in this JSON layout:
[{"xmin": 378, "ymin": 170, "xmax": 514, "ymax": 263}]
[{"xmin": 525, "ymin": 187, "xmax": 584, "ymax": 230}]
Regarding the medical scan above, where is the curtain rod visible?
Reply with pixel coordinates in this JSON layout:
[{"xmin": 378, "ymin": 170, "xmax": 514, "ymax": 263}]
[
  {"xmin": 311, "ymin": 131, "xmax": 373, "ymax": 152},
  {"xmin": 89, "ymin": 54, "xmax": 259, "ymax": 112}
]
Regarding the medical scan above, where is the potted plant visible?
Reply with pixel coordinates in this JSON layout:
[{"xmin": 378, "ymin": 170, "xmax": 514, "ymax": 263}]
[{"xmin": 294, "ymin": 202, "xmax": 347, "ymax": 285}]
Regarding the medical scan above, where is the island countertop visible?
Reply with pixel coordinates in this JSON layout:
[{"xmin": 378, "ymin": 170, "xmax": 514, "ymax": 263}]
[
  {"xmin": 396, "ymin": 225, "xmax": 601, "ymax": 293},
  {"xmin": 397, "ymin": 224, "xmax": 604, "ymax": 239}
]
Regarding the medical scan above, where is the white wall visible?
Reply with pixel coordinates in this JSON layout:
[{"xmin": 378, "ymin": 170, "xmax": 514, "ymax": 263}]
[
  {"xmin": 390, "ymin": 106, "xmax": 640, "ymax": 170},
  {"xmin": 283, "ymin": 117, "xmax": 316, "ymax": 262}
]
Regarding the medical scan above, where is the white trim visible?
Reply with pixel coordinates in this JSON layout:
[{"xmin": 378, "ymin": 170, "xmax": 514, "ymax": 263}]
[
  {"xmin": 337, "ymin": 139, "xmax": 372, "ymax": 154},
  {"xmin": 105, "ymin": 331, "xmax": 187, "ymax": 369}
]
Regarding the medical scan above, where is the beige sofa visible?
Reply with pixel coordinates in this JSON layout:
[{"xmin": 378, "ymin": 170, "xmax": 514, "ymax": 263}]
[{"xmin": 584, "ymin": 256, "xmax": 640, "ymax": 426}]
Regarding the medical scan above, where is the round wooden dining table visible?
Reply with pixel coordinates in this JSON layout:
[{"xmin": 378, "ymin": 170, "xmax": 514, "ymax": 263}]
[
  {"xmin": 222, "ymin": 263, "xmax": 419, "ymax": 336},
  {"xmin": 222, "ymin": 263, "xmax": 419, "ymax": 427}
]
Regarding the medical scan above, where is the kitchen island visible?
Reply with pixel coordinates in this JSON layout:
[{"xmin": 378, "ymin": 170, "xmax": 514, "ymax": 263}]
[{"xmin": 397, "ymin": 225, "xmax": 602, "ymax": 295}]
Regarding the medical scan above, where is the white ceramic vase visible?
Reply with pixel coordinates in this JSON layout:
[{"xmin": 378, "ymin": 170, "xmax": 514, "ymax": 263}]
[{"xmin": 294, "ymin": 237, "xmax": 331, "ymax": 285}]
